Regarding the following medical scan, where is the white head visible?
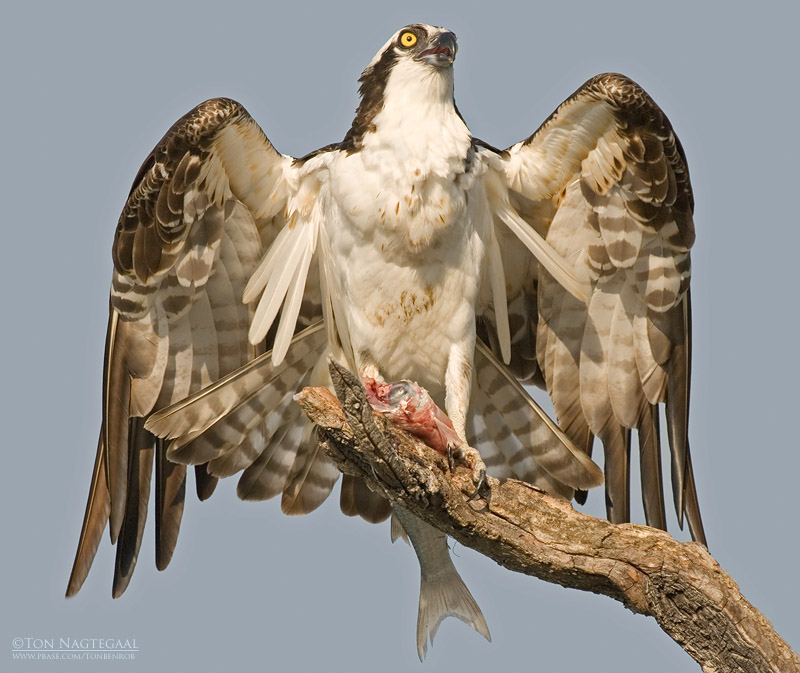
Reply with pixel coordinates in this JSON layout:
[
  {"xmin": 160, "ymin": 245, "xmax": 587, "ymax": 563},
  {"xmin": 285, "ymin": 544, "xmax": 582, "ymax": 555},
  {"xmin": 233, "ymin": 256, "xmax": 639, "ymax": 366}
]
[
  {"xmin": 364, "ymin": 24, "xmax": 458, "ymax": 71},
  {"xmin": 342, "ymin": 24, "xmax": 460, "ymax": 151}
]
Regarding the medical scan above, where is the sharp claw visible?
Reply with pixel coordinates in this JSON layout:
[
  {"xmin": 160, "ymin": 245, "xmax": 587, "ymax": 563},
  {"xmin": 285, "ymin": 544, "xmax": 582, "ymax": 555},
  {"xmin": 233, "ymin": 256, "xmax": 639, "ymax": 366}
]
[
  {"xmin": 446, "ymin": 444, "xmax": 461, "ymax": 473},
  {"xmin": 467, "ymin": 467, "xmax": 490, "ymax": 504},
  {"xmin": 447, "ymin": 444, "xmax": 490, "ymax": 503}
]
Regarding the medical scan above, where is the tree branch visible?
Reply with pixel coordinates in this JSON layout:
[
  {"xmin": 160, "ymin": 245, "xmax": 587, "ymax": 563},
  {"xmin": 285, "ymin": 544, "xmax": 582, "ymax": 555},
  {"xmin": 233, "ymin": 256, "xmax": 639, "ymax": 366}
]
[{"xmin": 294, "ymin": 362, "xmax": 799, "ymax": 673}]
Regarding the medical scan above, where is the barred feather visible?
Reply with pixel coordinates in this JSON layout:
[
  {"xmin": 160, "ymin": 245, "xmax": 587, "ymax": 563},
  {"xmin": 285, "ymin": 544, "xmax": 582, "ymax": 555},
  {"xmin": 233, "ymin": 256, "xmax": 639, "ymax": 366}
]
[
  {"xmin": 483, "ymin": 73, "xmax": 703, "ymax": 541},
  {"xmin": 69, "ymin": 98, "xmax": 296, "ymax": 597},
  {"xmin": 473, "ymin": 341, "xmax": 603, "ymax": 490}
]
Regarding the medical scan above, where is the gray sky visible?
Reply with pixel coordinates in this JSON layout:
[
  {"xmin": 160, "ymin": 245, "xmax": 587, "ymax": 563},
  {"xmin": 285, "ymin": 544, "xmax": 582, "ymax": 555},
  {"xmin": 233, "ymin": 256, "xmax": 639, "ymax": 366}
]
[{"xmin": 3, "ymin": 1, "xmax": 798, "ymax": 671}]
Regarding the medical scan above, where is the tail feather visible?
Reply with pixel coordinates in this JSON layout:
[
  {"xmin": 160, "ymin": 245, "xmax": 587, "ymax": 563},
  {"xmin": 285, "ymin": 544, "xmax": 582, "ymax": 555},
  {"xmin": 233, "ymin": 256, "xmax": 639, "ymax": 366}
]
[
  {"xmin": 469, "ymin": 386, "xmax": 572, "ymax": 498},
  {"xmin": 467, "ymin": 387, "xmax": 516, "ymax": 480},
  {"xmin": 339, "ymin": 474, "xmax": 359, "ymax": 517},
  {"xmin": 203, "ymin": 389, "xmax": 299, "ymax": 476},
  {"xmin": 169, "ymin": 381, "xmax": 296, "ymax": 468},
  {"xmin": 351, "ymin": 477, "xmax": 392, "ymax": 523},
  {"xmin": 145, "ymin": 323, "xmax": 329, "ymax": 509}
]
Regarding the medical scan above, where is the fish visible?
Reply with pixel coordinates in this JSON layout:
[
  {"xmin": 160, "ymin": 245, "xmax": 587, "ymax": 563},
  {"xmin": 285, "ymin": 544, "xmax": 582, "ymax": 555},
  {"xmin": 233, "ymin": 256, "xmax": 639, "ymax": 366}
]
[
  {"xmin": 392, "ymin": 504, "xmax": 491, "ymax": 660},
  {"xmin": 363, "ymin": 377, "xmax": 461, "ymax": 455},
  {"xmin": 365, "ymin": 375, "xmax": 491, "ymax": 659}
]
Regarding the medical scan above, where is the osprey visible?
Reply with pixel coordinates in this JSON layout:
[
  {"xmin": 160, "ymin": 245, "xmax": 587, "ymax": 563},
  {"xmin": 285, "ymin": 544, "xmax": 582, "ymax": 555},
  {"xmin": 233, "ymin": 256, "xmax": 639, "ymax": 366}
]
[{"xmin": 67, "ymin": 23, "xmax": 705, "ymax": 657}]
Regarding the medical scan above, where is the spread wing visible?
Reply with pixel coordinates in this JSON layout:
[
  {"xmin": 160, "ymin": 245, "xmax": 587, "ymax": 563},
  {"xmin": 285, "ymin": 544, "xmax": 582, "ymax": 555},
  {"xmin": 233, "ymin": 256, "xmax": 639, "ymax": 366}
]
[
  {"xmin": 67, "ymin": 98, "xmax": 328, "ymax": 597},
  {"xmin": 481, "ymin": 73, "xmax": 705, "ymax": 544}
]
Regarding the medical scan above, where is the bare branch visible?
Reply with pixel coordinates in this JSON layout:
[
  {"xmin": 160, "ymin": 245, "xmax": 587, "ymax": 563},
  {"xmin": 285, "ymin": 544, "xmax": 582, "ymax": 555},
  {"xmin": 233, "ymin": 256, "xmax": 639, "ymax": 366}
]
[{"xmin": 294, "ymin": 362, "xmax": 800, "ymax": 673}]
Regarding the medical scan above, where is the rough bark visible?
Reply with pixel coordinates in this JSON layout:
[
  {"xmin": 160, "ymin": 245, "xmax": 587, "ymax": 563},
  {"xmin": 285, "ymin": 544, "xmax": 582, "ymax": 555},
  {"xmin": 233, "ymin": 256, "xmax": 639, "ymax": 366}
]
[{"xmin": 294, "ymin": 362, "xmax": 799, "ymax": 673}]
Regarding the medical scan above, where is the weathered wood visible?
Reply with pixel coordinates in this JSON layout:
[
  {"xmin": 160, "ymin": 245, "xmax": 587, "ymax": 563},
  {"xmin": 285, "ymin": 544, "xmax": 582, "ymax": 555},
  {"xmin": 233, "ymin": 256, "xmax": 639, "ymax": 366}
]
[{"xmin": 294, "ymin": 362, "xmax": 800, "ymax": 673}]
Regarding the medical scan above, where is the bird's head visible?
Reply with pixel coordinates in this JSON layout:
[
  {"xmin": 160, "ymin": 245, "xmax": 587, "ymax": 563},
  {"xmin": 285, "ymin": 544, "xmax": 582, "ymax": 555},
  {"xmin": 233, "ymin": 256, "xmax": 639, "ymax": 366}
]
[
  {"xmin": 343, "ymin": 24, "xmax": 461, "ymax": 151},
  {"xmin": 387, "ymin": 24, "xmax": 458, "ymax": 68},
  {"xmin": 361, "ymin": 23, "xmax": 458, "ymax": 91}
]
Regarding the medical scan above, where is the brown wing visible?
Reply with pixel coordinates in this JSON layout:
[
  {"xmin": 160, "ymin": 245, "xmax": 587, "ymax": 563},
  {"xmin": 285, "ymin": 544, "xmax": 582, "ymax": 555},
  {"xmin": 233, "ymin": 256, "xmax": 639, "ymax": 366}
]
[
  {"xmin": 67, "ymin": 98, "xmax": 299, "ymax": 598},
  {"xmin": 144, "ymin": 321, "xmax": 343, "ymax": 518},
  {"xmin": 483, "ymin": 73, "xmax": 705, "ymax": 543}
]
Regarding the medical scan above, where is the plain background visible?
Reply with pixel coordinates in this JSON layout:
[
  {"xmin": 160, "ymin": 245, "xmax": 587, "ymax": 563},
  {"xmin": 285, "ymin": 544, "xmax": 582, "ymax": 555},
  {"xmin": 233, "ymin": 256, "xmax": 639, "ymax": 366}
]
[{"xmin": 3, "ymin": 1, "xmax": 798, "ymax": 671}]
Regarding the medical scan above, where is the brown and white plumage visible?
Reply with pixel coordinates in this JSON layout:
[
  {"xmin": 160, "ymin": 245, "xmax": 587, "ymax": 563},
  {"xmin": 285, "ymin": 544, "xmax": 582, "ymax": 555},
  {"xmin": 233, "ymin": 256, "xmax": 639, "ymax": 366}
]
[
  {"xmin": 69, "ymin": 24, "xmax": 705, "ymax": 654},
  {"xmin": 67, "ymin": 99, "xmax": 302, "ymax": 597},
  {"xmin": 480, "ymin": 73, "xmax": 705, "ymax": 543},
  {"xmin": 69, "ymin": 26, "xmax": 607, "ymax": 602}
]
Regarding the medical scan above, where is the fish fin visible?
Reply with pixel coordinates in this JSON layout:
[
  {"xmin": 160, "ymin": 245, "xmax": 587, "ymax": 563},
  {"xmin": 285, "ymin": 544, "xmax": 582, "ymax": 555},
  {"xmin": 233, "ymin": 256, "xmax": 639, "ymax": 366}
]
[
  {"xmin": 416, "ymin": 559, "xmax": 491, "ymax": 660},
  {"xmin": 390, "ymin": 512, "xmax": 409, "ymax": 544}
]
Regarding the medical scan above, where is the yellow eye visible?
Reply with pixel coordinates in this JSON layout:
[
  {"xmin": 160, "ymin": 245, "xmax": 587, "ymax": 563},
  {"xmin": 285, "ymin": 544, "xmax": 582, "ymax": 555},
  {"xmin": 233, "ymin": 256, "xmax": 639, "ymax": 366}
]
[{"xmin": 399, "ymin": 31, "xmax": 417, "ymax": 48}]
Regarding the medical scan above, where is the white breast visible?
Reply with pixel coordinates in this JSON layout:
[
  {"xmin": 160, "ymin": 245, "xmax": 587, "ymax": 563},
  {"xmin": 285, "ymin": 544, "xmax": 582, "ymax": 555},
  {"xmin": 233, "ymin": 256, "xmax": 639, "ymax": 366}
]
[
  {"xmin": 325, "ymin": 181, "xmax": 489, "ymax": 400},
  {"xmin": 330, "ymin": 59, "xmax": 475, "ymax": 252},
  {"xmin": 320, "ymin": 61, "xmax": 489, "ymax": 400}
]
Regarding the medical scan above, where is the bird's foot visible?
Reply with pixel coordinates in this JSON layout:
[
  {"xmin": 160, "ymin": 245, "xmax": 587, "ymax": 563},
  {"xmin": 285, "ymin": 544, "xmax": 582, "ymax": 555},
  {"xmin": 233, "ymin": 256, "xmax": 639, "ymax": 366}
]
[
  {"xmin": 360, "ymin": 375, "xmax": 490, "ymax": 502},
  {"xmin": 447, "ymin": 444, "xmax": 489, "ymax": 503}
]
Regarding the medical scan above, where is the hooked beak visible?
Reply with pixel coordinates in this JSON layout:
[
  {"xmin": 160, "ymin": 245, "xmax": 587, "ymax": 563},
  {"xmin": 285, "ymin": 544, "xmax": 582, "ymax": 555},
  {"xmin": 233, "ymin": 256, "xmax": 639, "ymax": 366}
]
[{"xmin": 414, "ymin": 31, "xmax": 457, "ymax": 67}]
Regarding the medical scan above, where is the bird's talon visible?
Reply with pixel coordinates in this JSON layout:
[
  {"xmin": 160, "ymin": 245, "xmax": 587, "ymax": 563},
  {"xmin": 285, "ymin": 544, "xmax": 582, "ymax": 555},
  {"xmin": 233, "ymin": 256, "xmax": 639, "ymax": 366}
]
[
  {"xmin": 446, "ymin": 444, "xmax": 462, "ymax": 473},
  {"xmin": 467, "ymin": 467, "xmax": 490, "ymax": 503},
  {"xmin": 447, "ymin": 444, "xmax": 489, "ymax": 501}
]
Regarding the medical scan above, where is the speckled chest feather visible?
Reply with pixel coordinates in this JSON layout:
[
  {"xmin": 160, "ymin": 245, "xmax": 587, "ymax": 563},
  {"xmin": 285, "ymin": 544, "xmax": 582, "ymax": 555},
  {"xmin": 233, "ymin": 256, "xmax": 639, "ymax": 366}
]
[{"xmin": 322, "ymin": 57, "xmax": 488, "ymax": 395}]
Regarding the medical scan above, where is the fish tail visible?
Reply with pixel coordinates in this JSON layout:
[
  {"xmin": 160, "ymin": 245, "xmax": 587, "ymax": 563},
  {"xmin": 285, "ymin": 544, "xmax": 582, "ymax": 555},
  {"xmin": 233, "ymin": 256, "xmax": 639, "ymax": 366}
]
[{"xmin": 416, "ymin": 558, "xmax": 491, "ymax": 660}]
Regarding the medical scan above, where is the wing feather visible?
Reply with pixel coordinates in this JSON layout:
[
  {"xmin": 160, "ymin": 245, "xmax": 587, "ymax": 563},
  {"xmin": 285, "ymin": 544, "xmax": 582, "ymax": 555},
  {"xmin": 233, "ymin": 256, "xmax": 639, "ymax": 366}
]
[
  {"xmin": 205, "ymin": 231, "xmax": 250, "ymax": 380},
  {"xmin": 637, "ymin": 403, "xmax": 666, "ymax": 530},
  {"xmin": 236, "ymin": 408, "xmax": 306, "ymax": 502},
  {"xmin": 128, "ymin": 307, "xmax": 170, "ymax": 416},
  {"xmin": 474, "ymin": 341, "xmax": 603, "ymax": 490},
  {"xmin": 66, "ymin": 434, "xmax": 110, "ymax": 597},
  {"xmin": 281, "ymin": 424, "xmax": 341, "ymax": 515},
  {"xmin": 601, "ymin": 424, "xmax": 631, "ymax": 524},
  {"xmin": 484, "ymin": 73, "xmax": 703, "ymax": 539},
  {"xmin": 154, "ymin": 439, "xmax": 186, "ymax": 571},
  {"xmin": 271, "ymin": 229, "xmax": 316, "ymax": 364},
  {"xmin": 485, "ymin": 223, "xmax": 511, "ymax": 364},
  {"xmin": 112, "ymin": 418, "xmax": 155, "ymax": 597},
  {"xmin": 103, "ymin": 310, "xmax": 130, "ymax": 543},
  {"xmin": 607, "ymin": 291, "xmax": 641, "ymax": 428},
  {"xmin": 69, "ymin": 98, "xmax": 299, "ymax": 595},
  {"xmin": 146, "ymin": 323, "xmax": 347, "ymax": 516},
  {"xmin": 247, "ymin": 219, "xmax": 319, "ymax": 355}
]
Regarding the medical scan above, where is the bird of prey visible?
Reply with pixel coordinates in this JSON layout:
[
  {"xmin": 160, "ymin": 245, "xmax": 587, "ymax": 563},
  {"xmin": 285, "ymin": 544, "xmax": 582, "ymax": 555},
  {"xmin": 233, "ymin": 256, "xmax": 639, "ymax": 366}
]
[{"xmin": 67, "ymin": 22, "xmax": 705, "ymax": 656}]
